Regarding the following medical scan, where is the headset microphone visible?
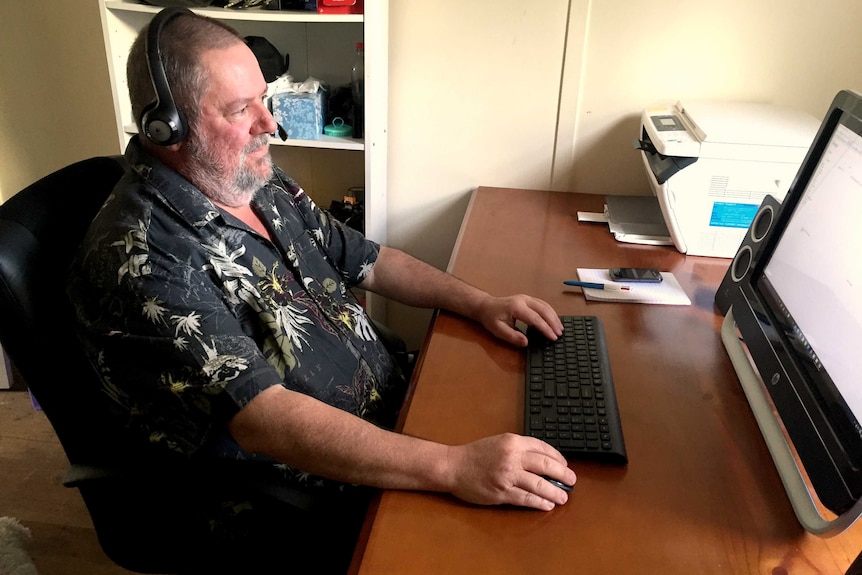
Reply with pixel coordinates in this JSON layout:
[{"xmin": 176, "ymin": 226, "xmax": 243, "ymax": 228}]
[{"xmin": 140, "ymin": 7, "xmax": 192, "ymax": 146}]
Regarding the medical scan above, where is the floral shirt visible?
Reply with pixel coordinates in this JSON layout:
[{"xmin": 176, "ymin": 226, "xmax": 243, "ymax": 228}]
[{"xmin": 67, "ymin": 138, "xmax": 405, "ymax": 473}]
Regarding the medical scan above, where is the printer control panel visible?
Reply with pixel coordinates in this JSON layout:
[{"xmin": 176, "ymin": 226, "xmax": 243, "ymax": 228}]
[
  {"xmin": 642, "ymin": 106, "xmax": 700, "ymax": 157},
  {"xmin": 651, "ymin": 114, "xmax": 686, "ymax": 132}
]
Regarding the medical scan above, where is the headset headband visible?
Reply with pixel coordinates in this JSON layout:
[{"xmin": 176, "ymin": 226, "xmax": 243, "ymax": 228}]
[{"xmin": 140, "ymin": 7, "xmax": 193, "ymax": 145}]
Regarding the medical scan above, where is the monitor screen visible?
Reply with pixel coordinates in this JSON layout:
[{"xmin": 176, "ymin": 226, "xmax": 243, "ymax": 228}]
[{"xmin": 725, "ymin": 90, "xmax": 862, "ymax": 517}]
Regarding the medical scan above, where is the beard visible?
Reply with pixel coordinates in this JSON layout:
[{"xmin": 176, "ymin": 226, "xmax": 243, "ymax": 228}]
[{"xmin": 184, "ymin": 132, "xmax": 273, "ymax": 207}]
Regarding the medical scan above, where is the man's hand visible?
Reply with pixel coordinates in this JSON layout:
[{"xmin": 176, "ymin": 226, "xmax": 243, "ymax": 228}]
[
  {"xmin": 444, "ymin": 433, "xmax": 576, "ymax": 511},
  {"xmin": 475, "ymin": 294, "xmax": 563, "ymax": 347}
]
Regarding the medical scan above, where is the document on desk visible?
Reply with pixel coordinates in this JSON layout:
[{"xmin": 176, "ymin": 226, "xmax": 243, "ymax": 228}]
[{"xmin": 574, "ymin": 268, "xmax": 691, "ymax": 305}]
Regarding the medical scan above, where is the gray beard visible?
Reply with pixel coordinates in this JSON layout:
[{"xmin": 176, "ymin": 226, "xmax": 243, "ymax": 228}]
[{"xmin": 184, "ymin": 133, "xmax": 273, "ymax": 207}]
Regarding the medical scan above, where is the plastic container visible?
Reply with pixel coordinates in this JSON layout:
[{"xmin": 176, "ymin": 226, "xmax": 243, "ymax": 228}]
[{"xmin": 324, "ymin": 117, "xmax": 353, "ymax": 137}]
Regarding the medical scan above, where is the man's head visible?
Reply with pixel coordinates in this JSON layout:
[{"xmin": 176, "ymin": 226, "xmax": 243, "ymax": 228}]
[{"xmin": 128, "ymin": 10, "xmax": 278, "ymax": 207}]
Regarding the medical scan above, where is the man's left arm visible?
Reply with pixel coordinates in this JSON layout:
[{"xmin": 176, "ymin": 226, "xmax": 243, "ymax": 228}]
[{"xmin": 358, "ymin": 246, "xmax": 562, "ymax": 347}]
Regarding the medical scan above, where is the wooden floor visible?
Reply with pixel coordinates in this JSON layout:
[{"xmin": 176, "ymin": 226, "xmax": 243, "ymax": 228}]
[{"xmin": 0, "ymin": 390, "xmax": 133, "ymax": 575}]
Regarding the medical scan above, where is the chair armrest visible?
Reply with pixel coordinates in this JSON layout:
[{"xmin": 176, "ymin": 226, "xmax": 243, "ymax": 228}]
[{"xmin": 61, "ymin": 459, "xmax": 334, "ymax": 514}]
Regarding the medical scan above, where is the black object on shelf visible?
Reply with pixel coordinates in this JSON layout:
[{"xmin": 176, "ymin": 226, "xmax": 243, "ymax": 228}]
[
  {"xmin": 266, "ymin": 0, "xmax": 317, "ymax": 10},
  {"xmin": 244, "ymin": 36, "xmax": 288, "ymax": 82},
  {"xmin": 328, "ymin": 197, "xmax": 364, "ymax": 234}
]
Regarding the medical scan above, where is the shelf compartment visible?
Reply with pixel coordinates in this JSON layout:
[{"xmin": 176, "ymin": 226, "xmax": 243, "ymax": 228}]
[{"xmin": 104, "ymin": 1, "xmax": 363, "ymax": 23}]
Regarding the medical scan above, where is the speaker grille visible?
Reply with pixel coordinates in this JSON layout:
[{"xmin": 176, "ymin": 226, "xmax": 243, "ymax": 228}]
[
  {"xmin": 730, "ymin": 245, "xmax": 754, "ymax": 283},
  {"xmin": 750, "ymin": 204, "xmax": 775, "ymax": 243}
]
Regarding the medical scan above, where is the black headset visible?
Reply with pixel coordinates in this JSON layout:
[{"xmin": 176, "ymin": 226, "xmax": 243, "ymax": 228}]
[{"xmin": 140, "ymin": 7, "xmax": 193, "ymax": 146}]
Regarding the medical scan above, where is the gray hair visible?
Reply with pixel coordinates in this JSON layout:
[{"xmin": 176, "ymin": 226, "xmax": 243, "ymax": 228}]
[{"xmin": 127, "ymin": 12, "xmax": 244, "ymax": 134}]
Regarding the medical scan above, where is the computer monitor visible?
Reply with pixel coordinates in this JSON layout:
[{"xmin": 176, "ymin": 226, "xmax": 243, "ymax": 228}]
[{"xmin": 719, "ymin": 90, "xmax": 862, "ymax": 535}]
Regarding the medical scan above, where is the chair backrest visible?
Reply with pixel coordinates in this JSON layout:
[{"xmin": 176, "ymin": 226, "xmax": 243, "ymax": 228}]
[{"xmin": 0, "ymin": 156, "xmax": 127, "ymax": 464}]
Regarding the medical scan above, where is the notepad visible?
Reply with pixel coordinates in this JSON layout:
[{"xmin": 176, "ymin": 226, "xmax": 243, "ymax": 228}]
[{"xmin": 574, "ymin": 268, "xmax": 691, "ymax": 305}]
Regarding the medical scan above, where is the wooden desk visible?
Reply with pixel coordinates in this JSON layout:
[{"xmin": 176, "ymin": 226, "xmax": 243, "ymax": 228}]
[{"xmin": 352, "ymin": 188, "xmax": 862, "ymax": 574}]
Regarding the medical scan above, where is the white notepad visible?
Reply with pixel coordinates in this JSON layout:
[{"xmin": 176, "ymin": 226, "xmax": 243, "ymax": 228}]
[{"xmin": 574, "ymin": 268, "xmax": 691, "ymax": 306}]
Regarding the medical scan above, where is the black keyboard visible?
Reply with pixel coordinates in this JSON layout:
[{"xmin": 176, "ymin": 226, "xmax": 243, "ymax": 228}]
[{"xmin": 524, "ymin": 316, "xmax": 628, "ymax": 464}]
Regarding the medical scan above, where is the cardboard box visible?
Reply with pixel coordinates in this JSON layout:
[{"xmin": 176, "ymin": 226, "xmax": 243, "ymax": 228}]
[{"xmin": 271, "ymin": 90, "xmax": 327, "ymax": 140}]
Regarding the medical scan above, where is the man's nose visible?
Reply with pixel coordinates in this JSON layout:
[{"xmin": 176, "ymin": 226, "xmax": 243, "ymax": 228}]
[{"xmin": 257, "ymin": 101, "xmax": 278, "ymax": 135}]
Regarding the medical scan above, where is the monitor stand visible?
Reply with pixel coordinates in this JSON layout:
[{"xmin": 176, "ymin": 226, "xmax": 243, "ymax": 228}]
[{"xmin": 721, "ymin": 310, "xmax": 862, "ymax": 536}]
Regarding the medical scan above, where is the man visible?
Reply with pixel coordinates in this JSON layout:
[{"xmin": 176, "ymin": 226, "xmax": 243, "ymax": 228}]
[{"xmin": 68, "ymin": 9, "xmax": 574, "ymax": 571}]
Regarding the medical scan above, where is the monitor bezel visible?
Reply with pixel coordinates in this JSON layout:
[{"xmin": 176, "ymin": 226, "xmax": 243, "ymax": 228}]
[{"xmin": 726, "ymin": 90, "xmax": 862, "ymax": 515}]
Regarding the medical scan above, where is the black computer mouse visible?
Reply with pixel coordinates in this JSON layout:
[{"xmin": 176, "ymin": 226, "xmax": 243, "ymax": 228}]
[{"xmin": 542, "ymin": 475, "xmax": 574, "ymax": 492}]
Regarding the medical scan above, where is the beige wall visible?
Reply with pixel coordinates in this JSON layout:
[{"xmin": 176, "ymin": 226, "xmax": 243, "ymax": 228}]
[
  {"xmin": 0, "ymin": 1, "xmax": 116, "ymax": 203},
  {"xmin": 385, "ymin": 0, "xmax": 572, "ymax": 343},
  {"xmin": 2, "ymin": 1, "xmax": 861, "ymax": 346},
  {"xmin": 385, "ymin": 0, "xmax": 862, "ymax": 346},
  {"xmin": 561, "ymin": 0, "xmax": 862, "ymax": 201}
]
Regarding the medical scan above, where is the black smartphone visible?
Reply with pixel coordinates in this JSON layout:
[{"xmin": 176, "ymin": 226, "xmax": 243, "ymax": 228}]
[{"xmin": 609, "ymin": 267, "xmax": 663, "ymax": 282}]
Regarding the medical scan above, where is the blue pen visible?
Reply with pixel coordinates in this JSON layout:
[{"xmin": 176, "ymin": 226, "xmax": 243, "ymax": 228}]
[{"xmin": 564, "ymin": 280, "xmax": 631, "ymax": 291}]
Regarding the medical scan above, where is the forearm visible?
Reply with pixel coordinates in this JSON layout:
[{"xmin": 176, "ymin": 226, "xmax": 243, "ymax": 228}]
[
  {"xmin": 229, "ymin": 386, "xmax": 452, "ymax": 492},
  {"xmin": 359, "ymin": 246, "xmax": 490, "ymax": 320}
]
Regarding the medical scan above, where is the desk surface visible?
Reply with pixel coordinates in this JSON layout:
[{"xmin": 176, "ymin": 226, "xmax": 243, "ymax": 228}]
[{"xmin": 352, "ymin": 188, "xmax": 862, "ymax": 574}]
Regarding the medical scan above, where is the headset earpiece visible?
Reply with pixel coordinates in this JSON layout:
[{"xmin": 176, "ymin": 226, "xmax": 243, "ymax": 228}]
[{"xmin": 141, "ymin": 7, "xmax": 192, "ymax": 146}]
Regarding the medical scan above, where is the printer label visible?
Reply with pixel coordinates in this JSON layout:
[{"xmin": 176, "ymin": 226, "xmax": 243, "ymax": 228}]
[{"xmin": 709, "ymin": 202, "xmax": 759, "ymax": 228}]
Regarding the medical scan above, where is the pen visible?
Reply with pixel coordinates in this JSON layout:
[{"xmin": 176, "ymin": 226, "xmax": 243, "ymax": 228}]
[{"xmin": 563, "ymin": 280, "xmax": 632, "ymax": 291}]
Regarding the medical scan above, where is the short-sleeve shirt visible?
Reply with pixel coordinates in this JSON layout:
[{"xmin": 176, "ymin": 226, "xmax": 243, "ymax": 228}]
[{"xmin": 66, "ymin": 138, "xmax": 406, "ymax": 480}]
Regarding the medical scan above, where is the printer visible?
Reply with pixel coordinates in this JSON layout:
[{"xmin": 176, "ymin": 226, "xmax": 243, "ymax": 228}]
[{"xmin": 635, "ymin": 100, "xmax": 820, "ymax": 257}]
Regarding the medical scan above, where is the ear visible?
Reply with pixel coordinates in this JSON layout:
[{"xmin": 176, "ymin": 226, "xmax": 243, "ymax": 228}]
[{"xmin": 140, "ymin": 138, "xmax": 187, "ymax": 175}]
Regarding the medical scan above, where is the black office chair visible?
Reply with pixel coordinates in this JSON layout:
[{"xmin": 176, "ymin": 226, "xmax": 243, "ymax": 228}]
[{"xmin": 0, "ymin": 156, "xmax": 379, "ymax": 574}]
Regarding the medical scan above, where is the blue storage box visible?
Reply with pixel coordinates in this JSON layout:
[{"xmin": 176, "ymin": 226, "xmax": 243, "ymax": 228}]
[{"xmin": 271, "ymin": 90, "xmax": 327, "ymax": 140}]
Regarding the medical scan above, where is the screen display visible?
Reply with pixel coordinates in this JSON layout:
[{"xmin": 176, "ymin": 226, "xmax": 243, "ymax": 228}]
[{"xmin": 760, "ymin": 121, "xmax": 862, "ymax": 445}]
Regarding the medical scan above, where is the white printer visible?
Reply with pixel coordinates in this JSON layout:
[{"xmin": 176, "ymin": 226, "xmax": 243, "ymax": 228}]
[{"xmin": 636, "ymin": 100, "xmax": 820, "ymax": 257}]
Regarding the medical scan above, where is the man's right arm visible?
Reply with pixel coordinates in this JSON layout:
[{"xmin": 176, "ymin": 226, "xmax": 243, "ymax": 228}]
[{"xmin": 227, "ymin": 385, "xmax": 576, "ymax": 510}]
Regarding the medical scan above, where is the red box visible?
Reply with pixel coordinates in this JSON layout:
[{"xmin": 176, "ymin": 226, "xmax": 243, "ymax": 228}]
[{"xmin": 318, "ymin": 0, "xmax": 363, "ymax": 14}]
